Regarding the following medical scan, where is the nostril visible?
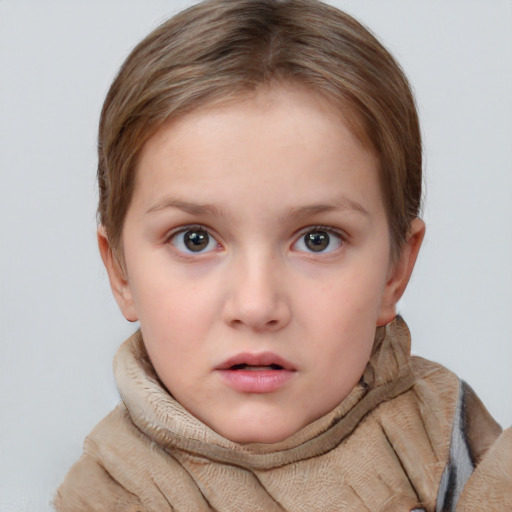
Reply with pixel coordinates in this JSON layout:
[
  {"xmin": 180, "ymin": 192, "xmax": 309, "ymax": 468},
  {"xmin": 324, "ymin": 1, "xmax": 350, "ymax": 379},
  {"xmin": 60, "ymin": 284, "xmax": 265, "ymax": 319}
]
[{"xmin": 223, "ymin": 296, "xmax": 291, "ymax": 331}]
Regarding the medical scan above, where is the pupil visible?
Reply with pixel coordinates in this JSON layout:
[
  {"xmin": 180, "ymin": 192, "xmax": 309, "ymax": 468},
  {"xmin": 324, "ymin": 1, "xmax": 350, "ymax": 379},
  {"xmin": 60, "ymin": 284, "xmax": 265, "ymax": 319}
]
[
  {"xmin": 184, "ymin": 230, "xmax": 209, "ymax": 251},
  {"xmin": 305, "ymin": 231, "xmax": 329, "ymax": 252}
]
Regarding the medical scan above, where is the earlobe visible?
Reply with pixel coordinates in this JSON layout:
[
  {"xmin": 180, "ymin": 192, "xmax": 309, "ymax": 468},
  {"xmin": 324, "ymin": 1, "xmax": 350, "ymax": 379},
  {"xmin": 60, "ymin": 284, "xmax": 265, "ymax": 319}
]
[
  {"xmin": 97, "ymin": 226, "xmax": 139, "ymax": 322},
  {"xmin": 377, "ymin": 218, "xmax": 425, "ymax": 326}
]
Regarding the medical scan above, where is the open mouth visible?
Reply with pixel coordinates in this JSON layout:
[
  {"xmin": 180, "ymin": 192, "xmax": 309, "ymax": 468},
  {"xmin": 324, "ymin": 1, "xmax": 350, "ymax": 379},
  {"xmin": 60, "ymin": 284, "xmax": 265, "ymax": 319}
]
[
  {"xmin": 217, "ymin": 352, "xmax": 294, "ymax": 372},
  {"xmin": 217, "ymin": 355, "xmax": 295, "ymax": 393},
  {"xmin": 229, "ymin": 363, "xmax": 285, "ymax": 371}
]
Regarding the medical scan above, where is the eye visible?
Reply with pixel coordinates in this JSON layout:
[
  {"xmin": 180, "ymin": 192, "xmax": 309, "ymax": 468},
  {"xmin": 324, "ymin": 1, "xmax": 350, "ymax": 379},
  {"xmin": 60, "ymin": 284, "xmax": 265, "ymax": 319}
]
[
  {"xmin": 292, "ymin": 228, "xmax": 343, "ymax": 254},
  {"xmin": 170, "ymin": 227, "xmax": 219, "ymax": 254}
]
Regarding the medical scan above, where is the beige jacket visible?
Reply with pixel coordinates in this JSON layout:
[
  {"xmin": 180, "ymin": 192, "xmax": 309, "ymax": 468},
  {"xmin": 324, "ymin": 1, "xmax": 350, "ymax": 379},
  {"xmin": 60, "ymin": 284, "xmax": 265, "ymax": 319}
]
[{"xmin": 55, "ymin": 318, "xmax": 512, "ymax": 511}]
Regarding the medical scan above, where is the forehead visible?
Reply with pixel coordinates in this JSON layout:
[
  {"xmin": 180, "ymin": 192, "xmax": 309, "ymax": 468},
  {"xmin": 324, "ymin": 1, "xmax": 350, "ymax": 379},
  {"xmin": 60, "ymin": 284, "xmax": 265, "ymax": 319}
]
[
  {"xmin": 132, "ymin": 85, "xmax": 383, "ymax": 219},
  {"xmin": 140, "ymin": 81, "xmax": 375, "ymax": 167}
]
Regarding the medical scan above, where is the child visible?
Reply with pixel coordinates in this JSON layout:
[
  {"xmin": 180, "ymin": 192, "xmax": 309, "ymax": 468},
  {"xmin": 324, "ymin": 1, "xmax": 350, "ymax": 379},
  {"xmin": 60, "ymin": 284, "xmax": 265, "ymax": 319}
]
[{"xmin": 55, "ymin": 0, "xmax": 512, "ymax": 510}]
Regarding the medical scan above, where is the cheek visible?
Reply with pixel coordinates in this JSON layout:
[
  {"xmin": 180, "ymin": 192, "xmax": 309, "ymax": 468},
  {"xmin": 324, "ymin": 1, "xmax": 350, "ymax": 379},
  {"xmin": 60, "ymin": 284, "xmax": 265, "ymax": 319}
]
[
  {"xmin": 131, "ymin": 264, "xmax": 223, "ymax": 353},
  {"xmin": 138, "ymin": 285, "xmax": 209, "ymax": 337},
  {"xmin": 292, "ymin": 264, "xmax": 386, "ymax": 367},
  {"xmin": 136, "ymin": 282, "xmax": 214, "ymax": 389},
  {"xmin": 295, "ymin": 264, "xmax": 387, "ymax": 321}
]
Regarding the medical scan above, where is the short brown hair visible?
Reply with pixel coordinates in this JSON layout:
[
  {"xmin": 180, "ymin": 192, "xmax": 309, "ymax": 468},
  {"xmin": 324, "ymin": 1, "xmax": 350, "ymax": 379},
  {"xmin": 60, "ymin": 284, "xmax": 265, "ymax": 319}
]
[{"xmin": 97, "ymin": 0, "xmax": 422, "ymax": 255}]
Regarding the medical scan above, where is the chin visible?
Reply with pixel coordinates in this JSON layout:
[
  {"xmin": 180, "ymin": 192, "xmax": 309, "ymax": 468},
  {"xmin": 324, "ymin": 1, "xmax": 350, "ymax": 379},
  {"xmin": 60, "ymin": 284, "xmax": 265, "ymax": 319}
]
[
  {"xmin": 215, "ymin": 420, "xmax": 302, "ymax": 445},
  {"xmin": 226, "ymin": 430, "xmax": 293, "ymax": 445}
]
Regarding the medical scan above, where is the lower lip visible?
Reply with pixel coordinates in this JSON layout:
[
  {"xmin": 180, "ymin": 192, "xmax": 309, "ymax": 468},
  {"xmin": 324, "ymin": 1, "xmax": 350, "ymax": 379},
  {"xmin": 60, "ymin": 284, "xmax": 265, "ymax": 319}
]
[{"xmin": 216, "ymin": 369, "xmax": 296, "ymax": 393}]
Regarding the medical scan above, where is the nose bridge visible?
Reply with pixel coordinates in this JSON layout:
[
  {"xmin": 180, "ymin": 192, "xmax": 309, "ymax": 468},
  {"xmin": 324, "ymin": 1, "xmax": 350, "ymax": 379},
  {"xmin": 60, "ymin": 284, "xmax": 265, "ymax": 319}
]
[{"xmin": 223, "ymin": 245, "xmax": 290, "ymax": 331}]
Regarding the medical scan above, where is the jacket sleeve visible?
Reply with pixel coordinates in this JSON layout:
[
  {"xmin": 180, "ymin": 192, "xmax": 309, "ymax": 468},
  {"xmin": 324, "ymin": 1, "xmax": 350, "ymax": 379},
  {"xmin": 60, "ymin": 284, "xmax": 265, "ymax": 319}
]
[{"xmin": 456, "ymin": 427, "xmax": 512, "ymax": 511}]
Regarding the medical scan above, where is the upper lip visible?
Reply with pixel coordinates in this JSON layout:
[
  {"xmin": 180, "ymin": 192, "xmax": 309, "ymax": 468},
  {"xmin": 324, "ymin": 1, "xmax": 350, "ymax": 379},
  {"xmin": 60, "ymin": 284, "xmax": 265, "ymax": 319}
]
[{"xmin": 216, "ymin": 352, "xmax": 296, "ymax": 371}]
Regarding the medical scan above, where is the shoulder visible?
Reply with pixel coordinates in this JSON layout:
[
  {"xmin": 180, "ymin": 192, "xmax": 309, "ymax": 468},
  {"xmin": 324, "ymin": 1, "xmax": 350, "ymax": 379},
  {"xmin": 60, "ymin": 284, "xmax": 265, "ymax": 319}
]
[
  {"xmin": 405, "ymin": 357, "xmax": 507, "ymax": 511},
  {"xmin": 456, "ymin": 427, "xmax": 512, "ymax": 511},
  {"xmin": 55, "ymin": 404, "xmax": 209, "ymax": 512},
  {"xmin": 54, "ymin": 405, "xmax": 144, "ymax": 512},
  {"xmin": 358, "ymin": 355, "xmax": 503, "ymax": 509},
  {"xmin": 54, "ymin": 405, "xmax": 168, "ymax": 511},
  {"xmin": 54, "ymin": 450, "xmax": 144, "ymax": 512},
  {"xmin": 408, "ymin": 356, "xmax": 502, "ymax": 466}
]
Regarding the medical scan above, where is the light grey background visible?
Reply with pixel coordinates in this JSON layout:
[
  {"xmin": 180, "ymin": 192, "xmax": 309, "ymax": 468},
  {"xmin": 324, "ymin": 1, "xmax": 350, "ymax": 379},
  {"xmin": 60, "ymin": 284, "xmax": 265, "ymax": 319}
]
[{"xmin": 1, "ymin": 1, "xmax": 511, "ymax": 510}]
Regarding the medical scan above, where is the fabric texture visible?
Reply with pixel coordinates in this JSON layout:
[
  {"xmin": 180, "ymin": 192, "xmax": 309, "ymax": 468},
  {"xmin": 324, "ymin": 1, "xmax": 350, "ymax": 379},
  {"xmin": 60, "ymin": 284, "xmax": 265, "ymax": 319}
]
[{"xmin": 55, "ymin": 318, "xmax": 510, "ymax": 511}]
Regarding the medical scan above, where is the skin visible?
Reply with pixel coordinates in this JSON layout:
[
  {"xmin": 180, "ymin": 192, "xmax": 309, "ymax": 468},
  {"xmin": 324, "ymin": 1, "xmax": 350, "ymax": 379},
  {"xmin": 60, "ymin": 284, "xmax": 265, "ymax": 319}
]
[{"xmin": 99, "ymin": 85, "xmax": 424, "ymax": 444}]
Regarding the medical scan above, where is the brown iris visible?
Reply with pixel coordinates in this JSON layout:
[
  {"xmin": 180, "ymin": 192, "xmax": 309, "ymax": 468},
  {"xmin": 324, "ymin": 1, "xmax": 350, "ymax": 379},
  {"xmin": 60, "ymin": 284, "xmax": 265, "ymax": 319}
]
[
  {"xmin": 304, "ymin": 231, "xmax": 330, "ymax": 252},
  {"xmin": 184, "ymin": 229, "xmax": 210, "ymax": 252}
]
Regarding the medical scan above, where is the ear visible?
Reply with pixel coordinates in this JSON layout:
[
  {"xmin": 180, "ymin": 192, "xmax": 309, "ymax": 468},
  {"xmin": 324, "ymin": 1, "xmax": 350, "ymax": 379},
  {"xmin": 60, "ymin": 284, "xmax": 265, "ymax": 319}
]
[
  {"xmin": 97, "ymin": 226, "xmax": 138, "ymax": 322},
  {"xmin": 376, "ymin": 218, "xmax": 425, "ymax": 326}
]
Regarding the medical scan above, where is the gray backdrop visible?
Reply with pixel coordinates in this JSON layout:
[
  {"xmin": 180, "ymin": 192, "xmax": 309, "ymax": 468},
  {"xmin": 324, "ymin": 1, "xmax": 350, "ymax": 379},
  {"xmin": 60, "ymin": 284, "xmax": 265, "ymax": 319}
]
[{"xmin": 1, "ymin": 1, "xmax": 511, "ymax": 510}]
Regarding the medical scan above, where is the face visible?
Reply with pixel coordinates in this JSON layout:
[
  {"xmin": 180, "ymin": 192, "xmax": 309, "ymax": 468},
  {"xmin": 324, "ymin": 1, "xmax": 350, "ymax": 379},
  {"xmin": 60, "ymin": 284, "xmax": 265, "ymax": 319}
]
[{"xmin": 101, "ymin": 86, "xmax": 423, "ymax": 443}]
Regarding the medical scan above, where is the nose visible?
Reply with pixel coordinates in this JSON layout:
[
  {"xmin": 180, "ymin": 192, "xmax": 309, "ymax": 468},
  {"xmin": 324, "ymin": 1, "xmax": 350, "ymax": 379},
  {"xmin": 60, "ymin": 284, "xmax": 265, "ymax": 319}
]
[{"xmin": 221, "ymin": 252, "xmax": 291, "ymax": 333}]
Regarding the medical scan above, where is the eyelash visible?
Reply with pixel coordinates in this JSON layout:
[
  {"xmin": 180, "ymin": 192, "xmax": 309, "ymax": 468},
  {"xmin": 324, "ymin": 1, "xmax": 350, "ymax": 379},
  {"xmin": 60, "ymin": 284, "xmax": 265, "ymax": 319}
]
[{"xmin": 165, "ymin": 224, "xmax": 346, "ymax": 256}]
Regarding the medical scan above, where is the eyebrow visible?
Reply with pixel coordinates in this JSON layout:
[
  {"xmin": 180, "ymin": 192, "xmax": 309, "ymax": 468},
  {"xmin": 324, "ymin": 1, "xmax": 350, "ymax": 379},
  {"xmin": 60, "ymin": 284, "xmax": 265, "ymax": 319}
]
[
  {"xmin": 145, "ymin": 195, "xmax": 369, "ymax": 219},
  {"xmin": 146, "ymin": 197, "xmax": 224, "ymax": 216},
  {"xmin": 280, "ymin": 198, "xmax": 369, "ymax": 220}
]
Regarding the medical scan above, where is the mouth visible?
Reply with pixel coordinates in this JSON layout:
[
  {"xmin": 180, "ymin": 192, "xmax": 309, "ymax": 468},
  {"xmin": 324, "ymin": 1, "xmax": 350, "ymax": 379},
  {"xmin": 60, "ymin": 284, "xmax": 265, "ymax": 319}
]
[
  {"xmin": 215, "ymin": 352, "xmax": 296, "ymax": 393},
  {"xmin": 217, "ymin": 352, "xmax": 295, "ymax": 371},
  {"xmin": 229, "ymin": 363, "xmax": 285, "ymax": 371}
]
